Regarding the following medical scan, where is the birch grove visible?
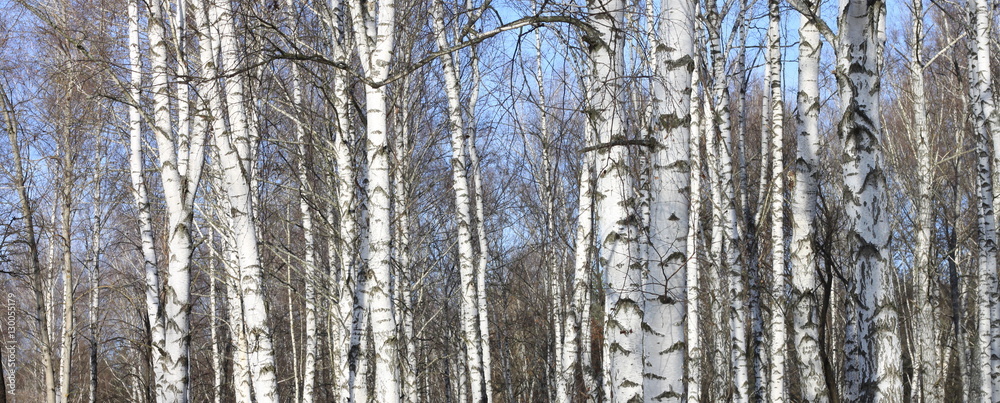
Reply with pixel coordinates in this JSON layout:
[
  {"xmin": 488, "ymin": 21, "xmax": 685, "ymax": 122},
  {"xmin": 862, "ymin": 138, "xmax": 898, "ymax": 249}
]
[{"xmin": 0, "ymin": 0, "xmax": 997, "ymax": 401}]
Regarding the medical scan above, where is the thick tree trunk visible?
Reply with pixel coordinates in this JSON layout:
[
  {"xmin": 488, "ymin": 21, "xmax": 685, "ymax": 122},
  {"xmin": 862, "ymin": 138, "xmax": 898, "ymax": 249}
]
[
  {"xmin": 587, "ymin": 0, "xmax": 642, "ymax": 401},
  {"xmin": 836, "ymin": 0, "xmax": 901, "ymax": 399},
  {"xmin": 791, "ymin": 0, "xmax": 828, "ymax": 399},
  {"xmin": 644, "ymin": 0, "xmax": 695, "ymax": 399}
]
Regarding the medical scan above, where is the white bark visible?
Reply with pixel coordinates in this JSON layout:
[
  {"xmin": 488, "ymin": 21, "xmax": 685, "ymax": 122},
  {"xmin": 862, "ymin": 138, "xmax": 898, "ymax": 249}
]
[
  {"xmin": 644, "ymin": 0, "xmax": 694, "ymax": 399},
  {"xmin": 766, "ymin": 1, "xmax": 786, "ymax": 400},
  {"xmin": 968, "ymin": 0, "xmax": 1000, "ymax": 397},
  {"xmin": 836, "ymin": 0, "xmax": 901, "ymax": 399},
  {"xmin": 685, "ymin": 66, "xmax": 703, "ymax": 403},
  {"xmin": 148, "ymin": 0, "xmax": 206, "ymax": 397},
  {"xmin": 348, "ymin": 0, "xmax": 401, "ymax": 399},
  {"xmin": 57, "ymin": 114, "xmax": 74, "ymax": 403},
  {"xmin": 467, "ymin": 44, "xmax": 494, "ymax": 403},
  {"xmin": 432, "ymin": 2, "xmax": 486, "ymax": 401},
  {"xmin": 791, "ymin": 0, "xmax": 827, "ymax": 399},
  {"xmin": 969, "ymin": 0, "xmax": 1000, "ymax": 396},
  {"xmin": 285, "ymin": 2, "xmax": 318, "ymax": 399},
  {"xmin": 587, "ymin": 0, "xmax": 642, "ymax": 401},
  {"xmin": 88, "ymin": 159, "xmax": 102, "ymax": 403},
  {"xmin": 125, "ymin": 2, "xmax": 166, "ymax": 399},
  {"xmin": 909, "ymin": 0, "xmax": 938, "ymax": 400},
  {"xmin": 705, "ymin": 4, "xmax": 746, "ymax": 399},
  {"xmin": 206, "ymin": 0, "xmax": 280, "ymax": 399}
]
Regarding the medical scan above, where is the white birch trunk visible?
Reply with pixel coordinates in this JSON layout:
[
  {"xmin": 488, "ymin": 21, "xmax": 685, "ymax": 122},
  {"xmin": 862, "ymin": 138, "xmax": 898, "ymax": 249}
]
[
  {"xmin": 431, "ymin": 2, "xmax": 485, "ymax": 401},
  {"xmin": 588, "ymin": 0, "xmax": 642, "ymax": 401},
  {"xmin": 148, "ymin": 0, "xmax": 203, "ymax": 397},
  {"xmin": 206, "ymin": 1, "xmax": 280, "ymax": 398},
  {"xmin": 285, "ymin": 2, "xmax": 319, "ymax": 398},
  {"xmin": 125, "ymin": 2, "xmax": 166, "ymax": 398},
  {"xmin": 467, "ymin": 45, "xmax": 494, "ymax": 403},
  {"xmin": 644, "ymin": 0, "xmax": 695, "ymax": 399},
  {"xmin": 685, "ymin": 70, "xmax": 704, "ymax": 403},
  {"xmin": 706, "ymin": 5, "xmax": 747, "ymax": 399},
  {"xmin": 88, "ymin": 162, "xmax": 102, "ymax": 403},
  {"xmin": 57, "ymin": 124, "xmax": 74, "ymax": 403},
  {"xmin": 909, "ymin": 0, "xmax": 939, "ymax": 399},
  {"xmin": 791, "ymin": 0, "xmax": 827, "ymax": 399},
  {"xmin": 968, "ymin": 0, "xmax": 1000, "ymax": 396},
  {"xmin": 968, "ymin": 0, "xmax": 1000, "ymax": 397},
  {"xmin": 348, "ymin": 0, "xmax": 401, "ymax": 399},
  {"xmin": 836, "ymin": 0, "xmax": 901, "ymax": 399},
  {"xmin": 766, "ymin": 1, "xmax": 786, "ymax": 400}
]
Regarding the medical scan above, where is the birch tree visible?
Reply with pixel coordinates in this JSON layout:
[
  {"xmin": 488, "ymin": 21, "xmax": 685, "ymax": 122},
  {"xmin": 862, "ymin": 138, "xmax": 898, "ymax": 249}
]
[
  {"xmin": 204, "ymin": 0, "xmax": 280, "ymax": 399},
  {"xmin": 837, "ymin": 0, "xmax": 901, "ymax": 399},
  {"xmin": 348, "ymin": 0, "xmax": 402, "ymax": 399},
  {"xmin": 587, "ymin": 0, "xmax": 642, "ymax": 401},
  {"xmin": 765, "ymin": 0, "xmax": 786, "ymax": 400},
  {"xmin": 790, "ymin": 0, "xmax": 828, "ymax": 398},
  {"xmin": 968, "ymin": 0, "xmax": 1000, "ymax": 397},
  {"xmin": 909, "ymin": 0, "xmax": 940, "ymax": 399},
  {"xmin": 643, "ymin": 0, "xmax": 695, "ymax": 399}
]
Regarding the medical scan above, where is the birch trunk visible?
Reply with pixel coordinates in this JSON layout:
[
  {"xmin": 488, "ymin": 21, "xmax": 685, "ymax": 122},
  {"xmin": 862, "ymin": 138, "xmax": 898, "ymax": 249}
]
[
  {"xmin": 791, "ymin": 0, "xmax": 827, "ymax": 399},
  {"xmin": 467, "ymin": 44, "xmax": 494, "ymax": 403},
  {"xmin": 766, "ymin": 1, "xmax": 786, "ymax": 400},
  {"xmin": 285, "ymin": 1, "xmax": 318, "ymax": 398},
  {"xmin": 208, "ymin": 0, "xmax": 280, "ymax": 398},
  {"xmin": 644, "ymin": 0, "xmax": 695, "ymax": 399},
  {"xmin": 910, "ymin": 0, "xmax": 939, "ymax": 399},
  {"xmin": 968, "ymin": 0, "xmax": 1000, "ymax": 397},
  {"xmin": 125, "ymin": 1, "xmax": 166, "ymax": 397},
  {"xmin": 685, "ymin": 68, "xmax": 703, "ymax": 403},
  {"xmin": 706, "ymin": 4, "xmax": 747, "ymax": 399},
  {"xmin": 348, "ymin": 0, "xmax": 401, "ymax": 399},
  {"xmin": 57, "ymin": 120, "xmax": 74, "ymax": 403},
  {"xmin": 88, "ymin": 162, "xmax": 102, "ymax": 403},
  {"xmin": 564, "ymin": 105, "xmax": 596, "ymax": 403},
  {"xmin": 968, "ymin": 0, "xmax": 1000, "ymax": 396},
  {"xmin": 148, "ymin": 0, "xmax": 206, "ymax": 397},
  {"xmin": 320, "ymin": 2, "xmax": 359, "ymax": 399},
  {"xmin": 588, "ymin": 0, "xmax": 642, "ymax": 400},
  {"xmin": 432, "ymin": 2, "xmax": 486, "ymax": 401},
  {"xmin": 836, "ymin": 0, "xmax": 901, "ymax": 399}
]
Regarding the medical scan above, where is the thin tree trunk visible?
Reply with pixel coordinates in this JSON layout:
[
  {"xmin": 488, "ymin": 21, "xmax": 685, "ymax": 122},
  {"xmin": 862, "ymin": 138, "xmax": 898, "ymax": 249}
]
[
  {"xmin": 766, "ymin": 0, "xmax": 786, "ymax": 400},
  {"xmin": 466, "ymin": 43, "xmax": 493, "ymax": 403},
  {"xmin": 57, "ymin": 120, "xmax": 74, "ymax": 403},
  {"xmin": 686, "ymin": 65, "xmax": 704, "ymax": 403},
  {"xmin": 285, "ymin": 2, "xmax": 319, "ymax": 398},
  {"xmin": 432, "ymin": 2, "xmax": 485, "ymax": 401},
  {"xmin": 909, "ymin": 0, "xmax": 939, "ymax": 399},
  {"xmin": 88, "ymin": 158, "xmax": 102, "ymax": 403}
]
